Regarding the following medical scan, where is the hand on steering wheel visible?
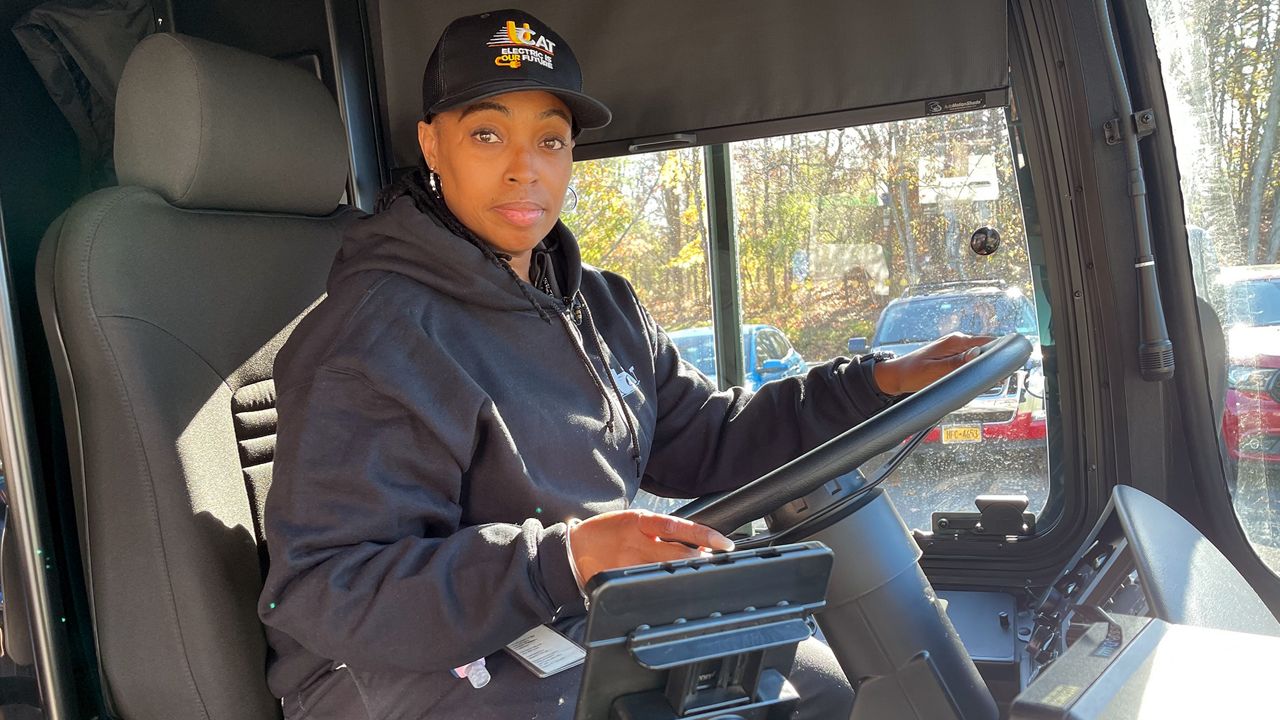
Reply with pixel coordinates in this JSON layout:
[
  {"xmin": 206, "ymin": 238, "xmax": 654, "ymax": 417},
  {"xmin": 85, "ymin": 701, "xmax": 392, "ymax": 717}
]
[
  {"xmin": 872, "ymin": 333, "xmax": 995, "ymax": 396},
  {"xmin": 567, "ymin": 510, "xmax": 735, "ymax": 587},
  {"xmin": 682, "ymin": 334, "xmax": 1033, "ymax": 534}
]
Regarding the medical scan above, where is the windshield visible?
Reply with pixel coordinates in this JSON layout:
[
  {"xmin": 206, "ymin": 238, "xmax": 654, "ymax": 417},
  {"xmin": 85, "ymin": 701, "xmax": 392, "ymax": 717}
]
[
  {"xmin": 1151, "ymin": 0, "xmax": 1280, "ymax": 575},
  {"xmin": 874, "ymin": 295, "xmax": 1035, "ymax": 345},
  {"xmin": 574, "ymin": 108, "xmax": 1053, "ymax": 533},
  {"xmin": 1225, "ymin": 278, "xmax": 1280, "ymax": 327}
]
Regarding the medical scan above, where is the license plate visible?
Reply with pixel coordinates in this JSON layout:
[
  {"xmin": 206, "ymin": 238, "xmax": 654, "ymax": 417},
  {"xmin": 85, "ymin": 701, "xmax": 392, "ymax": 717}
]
[{"xmin": 941, "ymin": 425, "xmax": 983, "ymax": 444}]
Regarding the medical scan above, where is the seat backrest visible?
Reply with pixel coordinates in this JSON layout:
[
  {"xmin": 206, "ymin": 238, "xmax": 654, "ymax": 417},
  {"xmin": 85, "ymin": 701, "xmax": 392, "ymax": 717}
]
[{"xmin": 35, "ymin": 33, "xmax": 355, "ymax": 720}]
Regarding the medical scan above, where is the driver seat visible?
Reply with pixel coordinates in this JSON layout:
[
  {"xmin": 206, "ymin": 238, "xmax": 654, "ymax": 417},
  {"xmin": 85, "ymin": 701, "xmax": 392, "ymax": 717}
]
[{"xmin": 35, "ymin": 34, "xmax": 356, "ymax": 719}]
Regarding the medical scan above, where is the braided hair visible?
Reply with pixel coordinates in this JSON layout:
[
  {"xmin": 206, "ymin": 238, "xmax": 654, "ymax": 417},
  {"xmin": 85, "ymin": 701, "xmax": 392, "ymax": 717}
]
[{"xmin": 375, "ymin": 162, "xmax": 555, "ymax": 322}]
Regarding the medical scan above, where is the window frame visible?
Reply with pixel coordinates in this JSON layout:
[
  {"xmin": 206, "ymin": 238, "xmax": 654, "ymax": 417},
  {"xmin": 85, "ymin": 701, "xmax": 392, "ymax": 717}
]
[
  {"xmin": 904, "ymin": 0, "xmax": 1104, "ymax": 580},
  {"xmin": 566, "ymin": 6, "xmax": 1096, "ymax": 577},
  {"xmin": 576, "ymin": 12, "xmax": 1095, "ymax": 571},
  {"xmin": 679, "ymin": 1, "xmax": 1103, "ymax": 580},
  {"xmin": 699, "ymin": 105, "xmax": 1079, "ymax": 570}
]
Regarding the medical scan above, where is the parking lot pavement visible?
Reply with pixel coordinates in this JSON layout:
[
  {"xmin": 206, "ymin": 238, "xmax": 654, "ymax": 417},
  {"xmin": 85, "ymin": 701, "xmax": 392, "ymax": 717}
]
[
  {"xmin": 632, "ymin": 449, "xmax": 1052, "ymax": 535},
  {"xmin": 880, "ymin": 459, "xmax": 1049, "ymax": 533}
]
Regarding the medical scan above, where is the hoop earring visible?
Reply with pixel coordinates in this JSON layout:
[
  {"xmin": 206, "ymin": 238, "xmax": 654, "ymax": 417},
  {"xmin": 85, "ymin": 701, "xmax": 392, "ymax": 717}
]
[
  {"xmin": 428, "ymin": 171, "xmax": 443, "ymax": 198},
  {"xmin": 563, "ymin": 186, "xmax": 578, "ymax": 213}
]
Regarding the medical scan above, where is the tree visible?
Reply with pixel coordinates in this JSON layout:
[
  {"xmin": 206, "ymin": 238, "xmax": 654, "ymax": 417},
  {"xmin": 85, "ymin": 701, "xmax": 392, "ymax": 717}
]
[
  {"xmin": 1152, "ymin": 0, "xmax": 1280, "ymax": 264},
  {"xmin": 566, "ymin": 107, "xmax": 1035, "ymax": 361},
  {"xmin": 565, "ymin": 149, "xmax": 711, "ymax": 330}
]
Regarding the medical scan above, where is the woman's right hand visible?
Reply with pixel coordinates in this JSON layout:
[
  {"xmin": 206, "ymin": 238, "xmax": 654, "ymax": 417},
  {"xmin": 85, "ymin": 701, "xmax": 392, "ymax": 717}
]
[{"xmin": 566, "ymin": 510, "xmax": 735, "ymax": 587}]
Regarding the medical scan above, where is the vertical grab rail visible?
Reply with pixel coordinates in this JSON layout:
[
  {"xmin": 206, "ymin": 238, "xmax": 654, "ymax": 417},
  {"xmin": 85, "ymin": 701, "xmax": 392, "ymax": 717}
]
[{"xmin": 0, "ymin": 202, "xmax": 72, "ymax": 718}]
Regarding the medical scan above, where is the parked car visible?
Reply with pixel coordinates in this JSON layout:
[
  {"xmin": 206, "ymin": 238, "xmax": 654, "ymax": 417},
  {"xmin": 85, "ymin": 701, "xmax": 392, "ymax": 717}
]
[
  {"xmin": 849, "ymin": 280, "xmax": 1047, "ymax": 461},
  {"xmin": 1217, "ymin": 265, "xmax": 1280, "ymax": 480},
  {"xmin": 667, "ymin": 324, "xmax": 807, "ymax": 391}
]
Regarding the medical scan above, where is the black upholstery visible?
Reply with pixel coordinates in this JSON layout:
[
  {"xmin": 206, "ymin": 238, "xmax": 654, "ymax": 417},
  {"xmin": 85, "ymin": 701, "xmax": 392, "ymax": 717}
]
[{"xmin": 36, "ymin": 33, "xmax": 355, "ymax": 719}]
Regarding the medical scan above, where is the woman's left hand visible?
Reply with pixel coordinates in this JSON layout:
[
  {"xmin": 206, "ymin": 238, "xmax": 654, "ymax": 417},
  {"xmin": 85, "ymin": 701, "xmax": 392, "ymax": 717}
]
[{"xmin": 871, "ymin": 333, "xmax": 995, "ymax": 396}]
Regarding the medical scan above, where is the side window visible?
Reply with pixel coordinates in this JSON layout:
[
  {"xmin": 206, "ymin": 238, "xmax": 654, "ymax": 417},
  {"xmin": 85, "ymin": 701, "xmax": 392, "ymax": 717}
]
[
  {"xmin": 1150, "ymin": 0, "xmax": 1280, "ymax": 573},
  {"xmin": 770, "ymin": 330, "xmax": 795, "ymax": 358},
  {"xmin": 759, "ymin": 331, "xmax": 787, "ymax": 363},
  {"xmin": 754, "ymin": 333, "xmax": 771, "ymax": 368},
  {"xmin": 569, "ymin": 115, "xmax": 1058, "ymax": 532},
  {"xmin": 729, "ymin": 109, "xmax": 1053, "ymax": 532}
]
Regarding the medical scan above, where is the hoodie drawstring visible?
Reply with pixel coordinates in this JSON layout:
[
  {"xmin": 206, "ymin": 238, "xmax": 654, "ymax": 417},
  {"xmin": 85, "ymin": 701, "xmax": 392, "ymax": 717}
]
[
  {"xmin": 552, "ymin": 294, "xmax": 642, "ymax": 480},
  {"xmin": 557, "ymin": 310, "xmax": 617, "ymax": 434},
  {"xmin": 578, "ymin": 297, "xmax": 643, "ymax": 479}
]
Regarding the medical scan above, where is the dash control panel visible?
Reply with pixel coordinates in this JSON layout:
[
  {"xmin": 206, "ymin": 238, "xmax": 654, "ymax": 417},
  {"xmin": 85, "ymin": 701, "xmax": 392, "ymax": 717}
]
[{"xmin": 1026, "ymin": 510, "xmax": 1148, "ymax": 672}]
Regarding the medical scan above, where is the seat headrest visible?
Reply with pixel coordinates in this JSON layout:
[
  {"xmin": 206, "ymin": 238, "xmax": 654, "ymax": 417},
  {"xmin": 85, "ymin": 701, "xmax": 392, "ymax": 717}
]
[{"xmin": 115, "ymin": 34, "xmax": 349, "ymax": 216}]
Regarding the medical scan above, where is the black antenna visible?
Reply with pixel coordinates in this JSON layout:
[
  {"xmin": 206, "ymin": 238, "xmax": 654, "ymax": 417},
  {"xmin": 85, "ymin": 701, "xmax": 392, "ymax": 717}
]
[{"xmin": 1095, "ymin": 0, "xmax": 1175, "ymax": 382}]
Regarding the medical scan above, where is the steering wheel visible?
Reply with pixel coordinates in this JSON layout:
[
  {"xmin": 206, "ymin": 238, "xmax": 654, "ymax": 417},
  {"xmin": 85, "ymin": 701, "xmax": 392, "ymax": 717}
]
[{"xmin": 679, "ymin": 333, "xmax": 1034, "ymax": 534}]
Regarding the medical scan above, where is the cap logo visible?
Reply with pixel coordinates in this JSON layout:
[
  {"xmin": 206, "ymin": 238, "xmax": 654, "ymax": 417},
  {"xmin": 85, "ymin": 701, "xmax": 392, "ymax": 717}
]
[{"xmin": 487, "ymin": 21, "xmax": 555, "ymax": 70}]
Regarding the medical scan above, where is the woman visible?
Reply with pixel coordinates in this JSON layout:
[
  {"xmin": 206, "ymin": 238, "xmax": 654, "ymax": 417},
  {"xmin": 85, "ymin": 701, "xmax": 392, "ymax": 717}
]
[{"xmin": 259, "ymin": 9, "xmax": 989, "ymax": 719}]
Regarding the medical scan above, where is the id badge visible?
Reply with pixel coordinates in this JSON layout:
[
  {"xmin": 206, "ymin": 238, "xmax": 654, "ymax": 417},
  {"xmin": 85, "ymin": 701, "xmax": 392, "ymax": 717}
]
[{"xmin": 504, "ymin": 624, "xmax": 586, "ymax": 678}]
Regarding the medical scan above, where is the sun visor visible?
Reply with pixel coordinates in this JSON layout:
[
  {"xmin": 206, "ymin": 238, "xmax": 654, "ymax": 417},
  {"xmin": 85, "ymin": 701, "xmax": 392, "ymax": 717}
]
[{"xmin": 375, "ymin": 1, "xmax": 1008, "ymax": 165}]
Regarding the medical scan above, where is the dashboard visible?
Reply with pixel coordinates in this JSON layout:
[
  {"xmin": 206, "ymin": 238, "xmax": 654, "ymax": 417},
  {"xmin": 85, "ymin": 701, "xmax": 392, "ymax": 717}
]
[
  {"xmin": 1025, "ymin": 518, "xmax": 1148, "ymax": 667},
  {"xmin": 1007, "ymin": 485, "xmax": 1280, "ymax": 717},
  {"xmin": 1025, "ymin": 485, "xmax": 1277, "ymax": 671}
]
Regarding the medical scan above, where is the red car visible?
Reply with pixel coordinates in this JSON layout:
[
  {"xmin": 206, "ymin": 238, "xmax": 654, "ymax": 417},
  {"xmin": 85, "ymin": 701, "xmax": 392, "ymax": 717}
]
[{"xmin": 1219, "ymin": 265, "xmax": 1280, "ymax": 475}]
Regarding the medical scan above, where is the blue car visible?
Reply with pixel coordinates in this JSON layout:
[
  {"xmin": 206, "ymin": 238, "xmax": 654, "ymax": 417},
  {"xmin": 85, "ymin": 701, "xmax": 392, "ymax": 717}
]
[{"xmin": 667, "ymin": 324, "xmax": 807, "ymax": 391}]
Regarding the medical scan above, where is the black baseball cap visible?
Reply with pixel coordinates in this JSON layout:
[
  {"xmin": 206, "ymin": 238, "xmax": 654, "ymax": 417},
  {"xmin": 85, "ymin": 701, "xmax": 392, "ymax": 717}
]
[{"xmin": 422, "ymin": 9, "xmax": 611, "ymax": 132}]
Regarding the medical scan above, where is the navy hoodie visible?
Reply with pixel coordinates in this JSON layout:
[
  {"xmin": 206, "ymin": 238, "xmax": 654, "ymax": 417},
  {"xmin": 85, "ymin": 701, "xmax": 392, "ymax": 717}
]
[{"xmin": 257, "ymin": 196, "xmax": 893, "ymax": 700}]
